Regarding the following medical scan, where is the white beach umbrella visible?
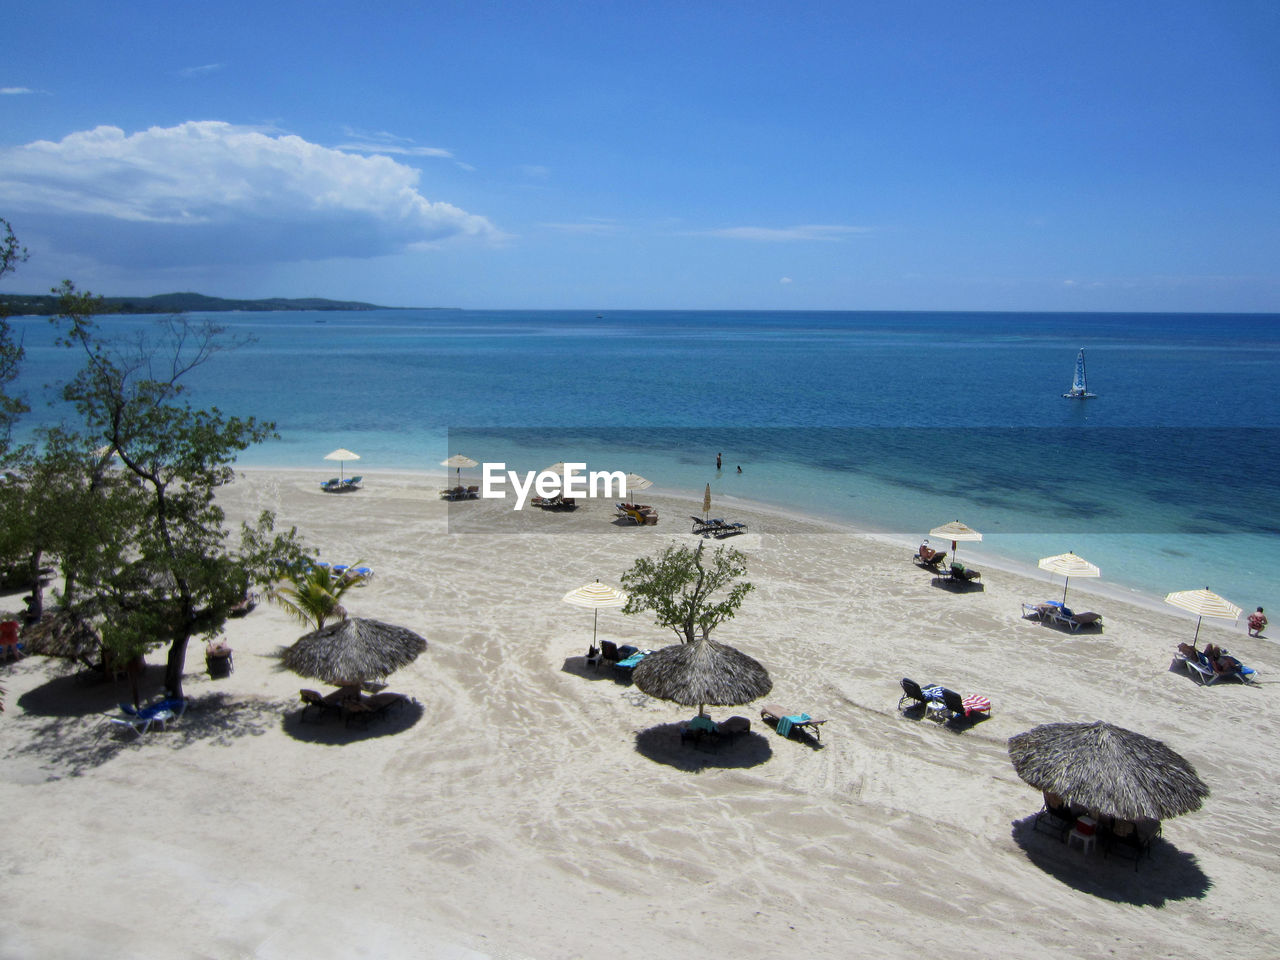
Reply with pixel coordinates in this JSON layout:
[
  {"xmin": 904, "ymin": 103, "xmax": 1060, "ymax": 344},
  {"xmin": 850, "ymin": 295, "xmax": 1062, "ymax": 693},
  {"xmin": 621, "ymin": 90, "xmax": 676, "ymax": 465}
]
[
  {"xmin": 562, "ymin": 579, "xmax": 629, "ymax": 647},
  {"xmin": 929, "ymin": 520, "xmax": 982, "ymax": 563},
  {"xmin": 441, "ymin": 454, "xmax": 478, "ymax": 487},
  {"xmin": 1164, "ymin": 588, "xmax": 1242, "ymax": 645},
  {"xmin": 624, "ymin": 473, "xmax": 653, "ymax": 501},
  {"xmin": 1038, "ymin": 552, "xmax": 1101, "ymax": 604},
  {"xmin": 324, "ymin": 448, "xmax": 360, "ymax": 483}
]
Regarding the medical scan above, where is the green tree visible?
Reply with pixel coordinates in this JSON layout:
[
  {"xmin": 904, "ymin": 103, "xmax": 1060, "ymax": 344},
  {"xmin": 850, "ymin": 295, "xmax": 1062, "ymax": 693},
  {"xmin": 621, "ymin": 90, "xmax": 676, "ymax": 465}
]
[
  {"xmin": 619, "ymin": 541, "xmax": 754, "ymax": 644},
  {"xmin": 270, "ymin": 563, "xmax": 366, "ymax": 632},
  {"xmin": 0, "ymin": 217, "xmax": 30, "ymax": 457},
  {"xmin": 50, "ymin": 282, "xmax": 305, "ymax": 698}
]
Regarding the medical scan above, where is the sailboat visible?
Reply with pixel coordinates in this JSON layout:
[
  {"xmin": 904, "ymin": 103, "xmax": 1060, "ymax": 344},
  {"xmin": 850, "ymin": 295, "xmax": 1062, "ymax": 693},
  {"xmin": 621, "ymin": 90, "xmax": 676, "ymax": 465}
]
[{"xmin": 1062, "ymin": 348, "xmax": 1096, "ymax": 399}]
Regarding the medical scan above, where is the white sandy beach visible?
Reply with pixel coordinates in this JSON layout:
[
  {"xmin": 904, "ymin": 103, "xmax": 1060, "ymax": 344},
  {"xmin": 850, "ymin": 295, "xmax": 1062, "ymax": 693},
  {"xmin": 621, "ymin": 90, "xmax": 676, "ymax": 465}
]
[{"xmin": 1, "ymin": 468, "xmax": 1277, "ymax": 960}]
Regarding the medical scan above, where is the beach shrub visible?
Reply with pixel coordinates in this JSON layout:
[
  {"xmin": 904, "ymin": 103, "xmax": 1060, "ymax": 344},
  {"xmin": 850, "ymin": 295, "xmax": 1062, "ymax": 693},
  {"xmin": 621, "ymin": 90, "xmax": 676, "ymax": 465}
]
[{"xmin": 620, "ymin": 541, "xmax": 753, "ymax": 644}]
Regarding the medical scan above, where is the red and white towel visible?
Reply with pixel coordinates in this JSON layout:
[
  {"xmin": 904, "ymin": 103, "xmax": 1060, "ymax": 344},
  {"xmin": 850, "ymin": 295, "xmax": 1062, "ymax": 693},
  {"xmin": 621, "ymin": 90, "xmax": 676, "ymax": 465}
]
[{"xmin": 961, "ymin": 694, "xmax": 991, "ymax": 715}]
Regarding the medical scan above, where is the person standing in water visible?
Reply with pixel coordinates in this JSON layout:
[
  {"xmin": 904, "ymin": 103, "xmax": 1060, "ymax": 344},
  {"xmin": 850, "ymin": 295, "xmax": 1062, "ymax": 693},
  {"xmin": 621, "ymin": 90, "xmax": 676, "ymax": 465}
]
[{"xmin": 716, "ymin": 452, "xmax": 722, "ymax": 471}]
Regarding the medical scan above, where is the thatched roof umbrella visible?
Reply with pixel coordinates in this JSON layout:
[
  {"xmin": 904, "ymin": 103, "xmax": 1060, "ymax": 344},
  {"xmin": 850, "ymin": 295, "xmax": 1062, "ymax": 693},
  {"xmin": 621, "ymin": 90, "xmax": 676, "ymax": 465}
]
[
  {"xmin": 282, "ymin": 617, "xmax": 427, "ymax": 689},
  {"xmin": 20, "ymin": 611, "xmax": 102, "ymax": 667},
  {"xmin": 1008, "ymin": 721, "xmax": 1209, "ymax": 821},
  {"xmin": 632, "ymin": 634, "xmax": 772, "ymax": 717}
]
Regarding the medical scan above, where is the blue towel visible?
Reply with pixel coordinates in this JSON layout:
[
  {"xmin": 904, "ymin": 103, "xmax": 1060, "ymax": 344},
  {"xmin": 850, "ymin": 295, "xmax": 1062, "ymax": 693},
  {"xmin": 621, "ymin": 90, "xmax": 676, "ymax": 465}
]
[
  {"xmin": 616, "ymin": 653, "xmax": 645, "ymax": 668},
  {"xmin": 776, "ymin": 713, "xmax": 810, "ymax": 737},
  {"xmin": 688, "ymin": 714, "xmax": 717, "ymax": 733}
]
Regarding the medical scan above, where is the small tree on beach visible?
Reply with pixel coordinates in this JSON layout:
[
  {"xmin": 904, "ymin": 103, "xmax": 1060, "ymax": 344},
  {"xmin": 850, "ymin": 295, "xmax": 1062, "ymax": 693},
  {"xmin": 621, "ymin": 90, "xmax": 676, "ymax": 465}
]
[
  {"xmin": 48, "ymin": 283, "xmax": 306, "ymax": 698},
  {"xmin": 270, "ymin": 563, "xmax": 365, "ymax": 632},
  {"xmin": 620, "ymin": 541, "xmax": 753, "ymax": 644}
]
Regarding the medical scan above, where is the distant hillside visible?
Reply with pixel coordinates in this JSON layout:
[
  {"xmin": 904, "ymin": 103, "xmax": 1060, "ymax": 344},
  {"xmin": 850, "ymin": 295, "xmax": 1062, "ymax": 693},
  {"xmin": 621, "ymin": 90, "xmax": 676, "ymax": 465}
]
[{"xmin": 0, "ymin": 291, "xmax": 419, "ymax": 316}]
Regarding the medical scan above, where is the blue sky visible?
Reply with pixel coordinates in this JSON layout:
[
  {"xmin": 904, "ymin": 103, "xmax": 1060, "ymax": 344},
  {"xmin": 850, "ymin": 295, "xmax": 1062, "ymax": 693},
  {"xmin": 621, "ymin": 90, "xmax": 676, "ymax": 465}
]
[{"xmin": 2, "ymin": 1, "xmax": 1277, "ymax": 311}]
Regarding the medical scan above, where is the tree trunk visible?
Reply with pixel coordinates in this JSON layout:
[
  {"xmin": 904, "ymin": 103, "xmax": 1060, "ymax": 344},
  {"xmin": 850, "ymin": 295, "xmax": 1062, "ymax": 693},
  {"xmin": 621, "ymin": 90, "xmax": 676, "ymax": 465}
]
[
  {"xmin": 165, "ymin": 631, "xmax": 191, "ymax": 699},
  {"xmin": 23, "ymin": 549, "xmax": 44, "ymax": 625}
]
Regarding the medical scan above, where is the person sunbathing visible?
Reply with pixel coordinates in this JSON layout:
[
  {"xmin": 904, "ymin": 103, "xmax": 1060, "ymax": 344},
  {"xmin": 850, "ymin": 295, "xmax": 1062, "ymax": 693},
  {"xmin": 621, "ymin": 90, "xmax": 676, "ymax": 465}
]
[{"xmin": 917, "ymin": 540, "xmax": 939, "ymax": 562}]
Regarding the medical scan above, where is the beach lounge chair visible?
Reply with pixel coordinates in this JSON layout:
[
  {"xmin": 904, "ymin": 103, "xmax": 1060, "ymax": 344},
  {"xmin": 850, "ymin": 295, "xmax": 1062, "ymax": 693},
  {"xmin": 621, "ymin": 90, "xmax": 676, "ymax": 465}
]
[
  {"xmin": 680, "ymin": 712, "xmax": 720, "ymax": 746},
  {"xmin": 914, "ymin": 546, "xmax": 947, "ymax": 569},
  {"xmin": 714, "ymin": 519, "xmax": 748, "ymax": 538},
  {"xmin": 465, "ymin": 485, "xmax": 479, "ymax": 499},
  {"xmin": 897, "ymin": 678, "xmax": 945, "ymax": 719},
  {"xmin": 343, "ymin": 475, "xmax": 363, "ymax": 490},
  {"xmin": 1021, "ymin": 601, "xmax": 1059, "ymax": 621},
  {"xmin": 947, "ymin": 562, "xmax": 982, "ymax": 583},
  {"xmin": 760, "ymin": 703, "xmax": 827, "ymax": 741},
  {"xmin": 1033, "ymin": 800, "xmax": 1075, "ymax": 842},
  {"xmin": 321, "ymin": 478, "xmax": 344, "ymax": 492},
  {"xmin": 935, "ymin": 688, "xmax": 990, "ymax": 722},
  {"xmin": 691, "ymin": 516, "xmax": 722, "ymax": 535},
  {"xmin": 99, "ymin": 705, "xmax": 174, "ymax": 739},
  {"xmin": 1051, "ymin": 607, "xmax": 1103, "ymax": 632},
  {"xmin": 598, "ymin": 640, "xmax": 623, "ymax": 671},
  {"xmin": 366, "ymin": 691, "xmax": 408, "ymax": 718},
  {"xmin": 1179, "ymin": 649, "xmax": 1258, "ymax": 686},
  {"xmin": 1104, "ymin": 820, "xmax": 1160, "ymax": 870},
  {"xmin": 299, "ymin": 688, "xmax": 347, "ymax": 722}
]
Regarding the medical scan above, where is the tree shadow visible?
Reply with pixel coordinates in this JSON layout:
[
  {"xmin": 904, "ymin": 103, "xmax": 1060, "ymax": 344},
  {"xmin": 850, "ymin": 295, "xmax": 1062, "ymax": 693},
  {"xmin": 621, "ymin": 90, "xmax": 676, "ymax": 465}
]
[
  {"xmin": 1010, "ymin": 814, "xmax": 1212, "ymax": 906},
  {"xmin": 16, "ymin": 662, "xmax": 169, "ymax": 717},
  {"xmin": 6, "ymin": 691, "xmax": 285, "ymax": 779},
  {"xmin": 281, "ymin": 697, "xmax": 425, "ymax": 744},
  {"xmin": 634, "ymin": 721, "xmax": 773, "ymax": 771}
]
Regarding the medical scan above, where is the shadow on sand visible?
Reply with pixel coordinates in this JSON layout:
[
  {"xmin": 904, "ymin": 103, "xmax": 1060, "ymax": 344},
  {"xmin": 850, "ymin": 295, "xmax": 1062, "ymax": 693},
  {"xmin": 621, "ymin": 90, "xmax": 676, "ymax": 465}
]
[
  {"xmin": 898, "ymin": 701, "xmax": 992, "ymax": 733},
  {"xmin": 1010, "ymin": 814, "xmax": 1212, "ymax": 906},
  {"xmin": 8, "ymin": 687, "xmax": 285, "ymax": 779},
  {"xmin": 560, "ymin": 655, "xmax": 638, "ymax": 686},
  {"xmin": 281, "ymin": 697, "xmax": 425, "ymax": 744},
  {"xmin": 16, "ymin": 662, "xmax": 170, "ymax": 718},
  {"xmin": 634, "ymin": 721, "xmax": 773, "ymax": 771},
  {"xmin": 931, "ymin": 575, "xmax": 985, "ymax": 593}
]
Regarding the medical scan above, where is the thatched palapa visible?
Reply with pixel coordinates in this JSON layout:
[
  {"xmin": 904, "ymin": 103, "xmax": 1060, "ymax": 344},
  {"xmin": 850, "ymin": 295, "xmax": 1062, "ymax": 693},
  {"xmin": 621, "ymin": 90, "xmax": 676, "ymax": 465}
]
[
  {"xmin": 632, "ymin": 635, "xmax": 771, "ymax": 714},
  {"xmin": 1008, "ymin": 721, "xmax": 1209, "ymax": 821},
  {"xmin": 282, "ymin": 617, "xmax": 427, "ymax": 686},
  {"xmin": 20, "ymin": 611, "xmax": 102, "ymax": 665}
]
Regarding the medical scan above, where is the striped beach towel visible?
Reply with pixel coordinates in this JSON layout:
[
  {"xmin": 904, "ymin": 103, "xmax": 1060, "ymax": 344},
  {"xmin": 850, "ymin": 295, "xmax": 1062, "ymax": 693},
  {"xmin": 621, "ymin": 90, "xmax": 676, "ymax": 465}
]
[{"xmin": 961, "ymin": 694, "xmax": 991, "ymax": 715}]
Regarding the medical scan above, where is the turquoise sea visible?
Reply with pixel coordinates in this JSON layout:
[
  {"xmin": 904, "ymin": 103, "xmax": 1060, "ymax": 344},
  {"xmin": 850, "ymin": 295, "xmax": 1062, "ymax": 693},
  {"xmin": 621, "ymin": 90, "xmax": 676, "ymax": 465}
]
[{"xmin": 8, "ymin": 309, "xmax": 1279, "ymax": 613}]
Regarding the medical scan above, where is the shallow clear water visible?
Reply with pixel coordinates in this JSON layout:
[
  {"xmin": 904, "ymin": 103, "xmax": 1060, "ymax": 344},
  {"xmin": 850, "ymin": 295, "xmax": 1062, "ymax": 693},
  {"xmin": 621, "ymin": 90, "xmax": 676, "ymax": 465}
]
[{"xmin": 9, "ymin": 308, "xmax": 1279, "ymax": 609}]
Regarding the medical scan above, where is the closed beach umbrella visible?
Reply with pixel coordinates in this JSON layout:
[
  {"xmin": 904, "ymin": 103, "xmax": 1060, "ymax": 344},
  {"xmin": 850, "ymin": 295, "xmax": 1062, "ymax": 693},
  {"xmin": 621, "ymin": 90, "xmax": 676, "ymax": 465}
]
[
  {"xmin": 1038, "ymin": 552, "xmax": 1101, "ymax": 604},
  {"xmin": 1008, "ymin": 721, "xmax": 1209, "ymax": 822},
  {"xmin": 703, "ymin": 483, "xmax": 712, "ymax": 520},
  {"xmin": 929, "ymin": 520, "xmax": 982, "ymax": 562},
  {"xmin": 324, "ymin": 448, "xmax": 360, "ymax": 484},
  {"xmin": 1164, "ymin": 588, "xmax": 1242, "ymax": 645},
  {"xmin": 441, "ymin": 454, "xmax": 478, "ymax": 487},
  {"xmin": 562, "ymin": 579, "xmax": 628, "ymax": 646},
  {"xmin": 633, "ymin": 634, "xmax": 772, "ymax": 717},
  {"xmin": 282, "ymin": 617, "xmax": 427, "ymax": 688}
]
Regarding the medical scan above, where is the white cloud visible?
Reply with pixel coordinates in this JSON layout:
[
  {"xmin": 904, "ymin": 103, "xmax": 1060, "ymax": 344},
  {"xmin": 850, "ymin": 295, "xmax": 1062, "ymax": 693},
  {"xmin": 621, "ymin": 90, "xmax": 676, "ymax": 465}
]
[
  {"xmin": 698, "ymin": 224, "xmax": 871, "ymax": 242},
  {"xmin": 779, "ymin": 276, "xmax": 793, "ymax": 284},
  {"xmin": 336, "ymin": 142, "xmax": 455, "ymax": 158},
  {"xmin": 1, "ymin": 87, "xmax": 35, "ymax": 95},
  {"xmin": 177, "ymin": 63, "xmax": 225, "ymax": 79},
  {"xmin": 0, "ymin": 121, "xmax": 500, "ymax": 267}
]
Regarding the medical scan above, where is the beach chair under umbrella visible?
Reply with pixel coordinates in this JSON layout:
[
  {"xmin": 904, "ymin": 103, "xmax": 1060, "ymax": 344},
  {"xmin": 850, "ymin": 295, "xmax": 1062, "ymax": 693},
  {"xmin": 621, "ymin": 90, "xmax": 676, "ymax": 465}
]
[
  {"xmin": 1164, "ymin": 588, "xmax": 1242, "ymax": 645},
  {"xmin": 1038, "ymin": 552, "xmax": 1101, "ymax": 604},
  {"xmin": 324, "ymin": 448, "xmax": 360, "ymax": 485},
  {"xmin": 562, "ymin": 579, "xmax": 628, "ymax": 647},
  {"xmin": 929, "ymin": 520, "xmax": 982, "ymax": 563}
]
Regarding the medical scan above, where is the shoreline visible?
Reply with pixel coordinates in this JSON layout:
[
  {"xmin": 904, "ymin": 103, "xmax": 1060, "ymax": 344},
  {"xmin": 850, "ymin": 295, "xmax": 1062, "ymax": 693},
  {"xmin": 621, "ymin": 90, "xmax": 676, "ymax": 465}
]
[{"xmin": 242, "ymin": 465, "xmax": 1253, "ymax": 637}]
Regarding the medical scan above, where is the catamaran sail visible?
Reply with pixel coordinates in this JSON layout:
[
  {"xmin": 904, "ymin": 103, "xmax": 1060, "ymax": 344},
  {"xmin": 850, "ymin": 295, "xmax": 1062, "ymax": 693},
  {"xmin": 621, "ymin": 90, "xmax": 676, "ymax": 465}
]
[{"xmin": 1063, "ymin": 348, "xmax": 1096, "ymax": 398}]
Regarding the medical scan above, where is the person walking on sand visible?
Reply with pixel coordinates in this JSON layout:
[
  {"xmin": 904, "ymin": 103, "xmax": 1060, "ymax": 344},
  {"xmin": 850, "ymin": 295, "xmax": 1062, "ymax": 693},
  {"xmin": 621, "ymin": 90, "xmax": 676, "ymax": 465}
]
[{"xmin": 1248, "ymin": 607, "xmax": 1267, "ymax": 637}]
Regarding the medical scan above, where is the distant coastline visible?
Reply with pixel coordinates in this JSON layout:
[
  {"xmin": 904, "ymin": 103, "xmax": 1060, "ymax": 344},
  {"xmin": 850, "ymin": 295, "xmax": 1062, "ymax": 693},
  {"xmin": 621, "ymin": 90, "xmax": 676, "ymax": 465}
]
[{"xmin": 0, "ymin": 291, "xmax": 451, "ymax": 316}]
